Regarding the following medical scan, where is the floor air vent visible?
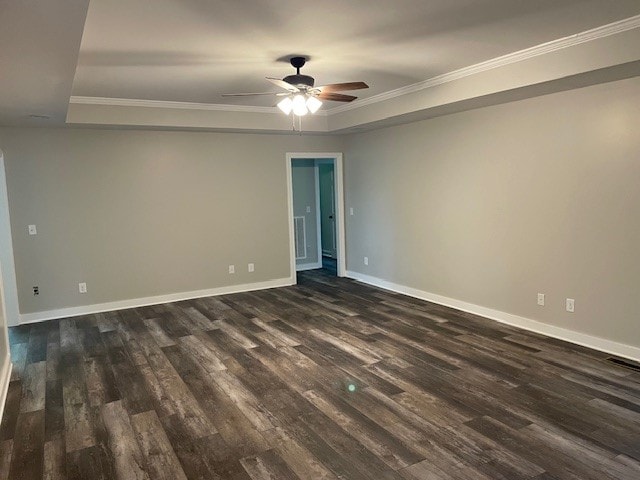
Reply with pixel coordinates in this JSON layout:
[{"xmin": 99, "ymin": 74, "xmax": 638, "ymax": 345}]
[
  {"xmin": 294, "ymin": 216, "xmax": 307, "ymax": 260},
  {"xmin": 606, "ymin": 357, "xmax": 640, "ymax": 372}
]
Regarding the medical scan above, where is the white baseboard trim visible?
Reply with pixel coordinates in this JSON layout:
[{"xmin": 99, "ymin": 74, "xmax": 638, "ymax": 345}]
[
  {"xmin": 346, "ymin": 270, "xmax": 640, "ymax": 362},
  {"xmin": 0, "ymin": 355, "xmax": 12, "ymax": 426},
  {"xmin": 19, "ymin": 277, "xmax": 294, "ymax": 325},
  {"xmin": 296, "ymin": 262, "xmax": 322, "ymax": 272}
]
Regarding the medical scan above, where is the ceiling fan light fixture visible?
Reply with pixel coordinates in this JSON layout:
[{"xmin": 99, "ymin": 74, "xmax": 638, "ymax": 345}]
[
  {"xmin": 306, "ymin": 95, "xmax": 322, "ymax": 113},
  {"xmin": 292, "ymin": 94, "xmax": 308, "ymax": 116},
  {"xmin": 277, "ymin": 97, "xmax": 293, "ymax": 115},
  {"xmin": 223, "ymin": 57, "xmax": 368, "ymax": 119}
]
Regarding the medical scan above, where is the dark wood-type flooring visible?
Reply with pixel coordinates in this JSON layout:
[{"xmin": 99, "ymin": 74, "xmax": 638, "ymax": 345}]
[{"xmin": 1, "ymin": 269, "xmax": 640, "ymax": 479}]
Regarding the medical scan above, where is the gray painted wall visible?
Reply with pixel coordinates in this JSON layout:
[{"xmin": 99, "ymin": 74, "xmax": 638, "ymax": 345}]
[
  {"xmin": 0, "ymin": 128, "xmax": 341, "ymax": 319},
  {"xmin": 291, "ymin": 159, "xmax": 319, "ymax": 267},
  {"xmin": 343, "ymin": 77, "xmax": 640, "ymax": 349},
  {"xmin": 0, "ymin": 78, "xmax": 638, "ymax": 355}
]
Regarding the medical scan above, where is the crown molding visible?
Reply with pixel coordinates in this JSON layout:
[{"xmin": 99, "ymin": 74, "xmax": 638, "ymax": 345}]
[
  {"xmin": 69, "ymin": 96, "xmax": 280, "ymax": 114},
  {"xmin": 68, "ymin": 14, "xmax": 640, "ymax": 122},
  {"xmin": 69, "ymin": 95, "xmax": 330, "ymax": 116},
  {"xmin": 327, "ymin": 14, "xmax": 640, "ymax": 114}
]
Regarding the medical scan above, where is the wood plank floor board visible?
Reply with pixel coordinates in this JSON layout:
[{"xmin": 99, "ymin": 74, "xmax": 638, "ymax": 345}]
[
  {"xmin": 7, "ymin": 410, "xmax": 45, "ymax": 480},
  {"xmin": 100, "ymin": 401, "xmax": 149, "ymax": 480},
  {"xmin": 45, "ymin": 341, "xmax": 61, "ymax": 383},
  {"xmin": 282, "ymin": 415, "xmax": 376, "ymax": 480},
  {"xmin": 301, "ymin": 388, "xmax": 425, "ymax": 470},
  {"xmin": 142, "ymin": 318, "xmax": 176, "ymax": 348},
  {"xmin": 130, "ymin": 410, "xmax": 188, "ymax": 480},
  {"xmin": 8, "ymin": 343, "xmax": 27, "ymax": 383},
  {"xmin": 162, "ymin": 344, "xmax": 270, "ymax": 454},
  {"xmin": 1, "ymin": 269, "xmax": 639, "ymax": 479},
  {"xmin": 261, "ymin": 426, "xmax": 339, "ymax": 480},
  {"xmin": 222, "ymin": 353, "xmax": 290, "ymax": 400},
  {"xmin": 62, "ymin": 402, "xmax": 95, "ymax": 454},
  {"xmin": 176, "ymin": 335, "xmax": 227, "ymax": 373},
  {"xmin": 26, "ymin": 323, "xmax": 49, "ymax": 365},
  {"xmin": 464, "ymin": 415, "xmax": 619, "ymax": 480},
  {"xmin": 299, "ymin": 409, "xmax": 406, "ymax": 480},
  {"xmin": 84, "ymin": 356, "xmax": 120, "ymax": 408},
  {"xmin": 44, "ymin": 380, "xmax": 64, "ymax": 441},
  {"xmin": 109, "ymin": 359, "xmax": 154, "ymax": 416},
  {"xmin": 65, "ymin": 443, "xmax": 114, "ymax": 480},
  {"xmin": 158, "ymin": 415, "xmax": 221, "ymax": 480},
  {"xmin": 0, "ymin": 383, "xmax": 21, "ymax": 442},
  {"xmin": 43, "ymin": 435, "xmax": 65, "ymax": 480},
  {"xmin": 239, "ymin": 448, "xmax": 301, "ymax": 480},
  {"xmin": 0, "ymin": 440, "xmax": 12, "ymax": 480},
  {"xmin": 521, "ymin": 422, "xmax": 640, "ymax": 479},
  {"xmin": 8, "ymin": 326, "xmax": 30, "ymax": 346}
]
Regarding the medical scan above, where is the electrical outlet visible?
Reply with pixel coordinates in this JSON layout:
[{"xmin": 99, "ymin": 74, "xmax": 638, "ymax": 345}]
[
  {"xmin": 350, "ymin": 207, "xmax": 354, "ymax": 216},
  {"xmin": 33, "ymin": 286, "xmax": 39, "ymax": 296},
  {"xmin": 79, "ymin": 282, "xmax": 87, "ymax": 294},
  {"xmin": 364, "ymin": 256, "xmax": 369, "ymax": 266},
  {"xmin": 28, "ymin": 224, "xmax": 37, "ymax": 235},
  {"xmin": 306, "ymin": 206, "xmax": 311, "ymax": 213},
  {"xmin": 248, "ymin": 263, "xmax": 255, "ymax": 272},
  {"xmin": 537, "ymin": 293, "xmax": 545, "ymax": 306},
  {"xmin": 566, "ymin": 298, "xmax": 575, "ymax": 313},
  {"xmin": 228, "ymin": 265, "xmax": 235, "ymax": 274}
]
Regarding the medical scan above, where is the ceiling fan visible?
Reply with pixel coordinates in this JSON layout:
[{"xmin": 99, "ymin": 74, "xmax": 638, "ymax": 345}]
[{"xmin": 222, "ymin": 56, "xmax": 369, "ymax": 116}]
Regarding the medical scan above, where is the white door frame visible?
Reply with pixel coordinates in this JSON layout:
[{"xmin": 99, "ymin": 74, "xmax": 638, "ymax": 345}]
[
  {"xmin": 286, "ymin": 152, "xmax": 346, "ymax": 282},
  {"xmin": 0, "ymin": 151, "xmax": 18, "ymax": 328}
]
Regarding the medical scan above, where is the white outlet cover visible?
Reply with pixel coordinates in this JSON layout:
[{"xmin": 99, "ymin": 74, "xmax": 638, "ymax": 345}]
[
  {"xmin": 537, "ymin": 293, "xmax": 545, "ymax": 306},
  {"xmin": 350, "ymin": 207, "xmax": 354, "ymax": 216},
  {"xmin": 364, "ymin": 256, "xmax": 369, "ymax": 265},
  {"xmin": 228, "ymin": 265, "xmax": 235, "ymax": 274},
  {"xmin": 306, "ymin": 206, "xmax": 311, "ymax": 213},
  {"xmin": 248, "ymin": 263, "xmax": 255, "ymax": 272},
  {"xmin": 28, "ymin": 224, "xmax": 37, "ymax": 235},
  {"xmin": 79, "ymin": 282, "xmax": 87, "ymax": 293},
  {"xmin": 566, "ymin": 298, "xmax": 575, "ymax": 312}
]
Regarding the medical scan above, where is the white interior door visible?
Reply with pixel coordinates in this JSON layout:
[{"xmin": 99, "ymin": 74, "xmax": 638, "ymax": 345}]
[{"xmin": 319, "ymin": 164, "xmax": 337, "ymax": 258}]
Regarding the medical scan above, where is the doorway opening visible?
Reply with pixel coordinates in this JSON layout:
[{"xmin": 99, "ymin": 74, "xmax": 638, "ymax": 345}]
[{"xmin": 286, "ymin": 153, "xmax": 345, "ymax": 283}]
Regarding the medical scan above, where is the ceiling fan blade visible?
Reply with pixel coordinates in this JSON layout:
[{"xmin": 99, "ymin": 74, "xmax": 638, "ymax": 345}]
[
  {"xmin": 317, "ymin": 81, "xmax": 369, "ymax": 92},
  {"xmin": 317, "ymin": 92, "xmax": 358, "ymax": 102},
  {"xmin": 221, "ymin": 92, "xmax": 278, "ymax": 97},
  {"xmin": 266, "ymin": 77, "xmax": 299, "ymax": 92}
]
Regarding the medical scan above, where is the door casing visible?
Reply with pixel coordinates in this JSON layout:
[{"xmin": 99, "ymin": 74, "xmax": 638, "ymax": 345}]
[{"xmin": 286, "ymin": 152, "xmax": 346, "ymax": 282}]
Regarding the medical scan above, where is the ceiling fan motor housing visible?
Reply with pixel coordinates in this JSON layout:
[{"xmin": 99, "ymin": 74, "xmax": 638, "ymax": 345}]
[{"xmin": 283, "ymin": 74, "xmax": 315, "ymax": 88}]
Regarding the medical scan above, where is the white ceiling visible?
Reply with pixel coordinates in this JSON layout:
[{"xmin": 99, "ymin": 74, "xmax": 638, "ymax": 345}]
[
  {"xmin": 73, "ymin": 0, "xmax": 640, "ymax": 105},
  {"xmin": 1, "ymin": 0, "xmax": 640, "ymax": 130}
]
